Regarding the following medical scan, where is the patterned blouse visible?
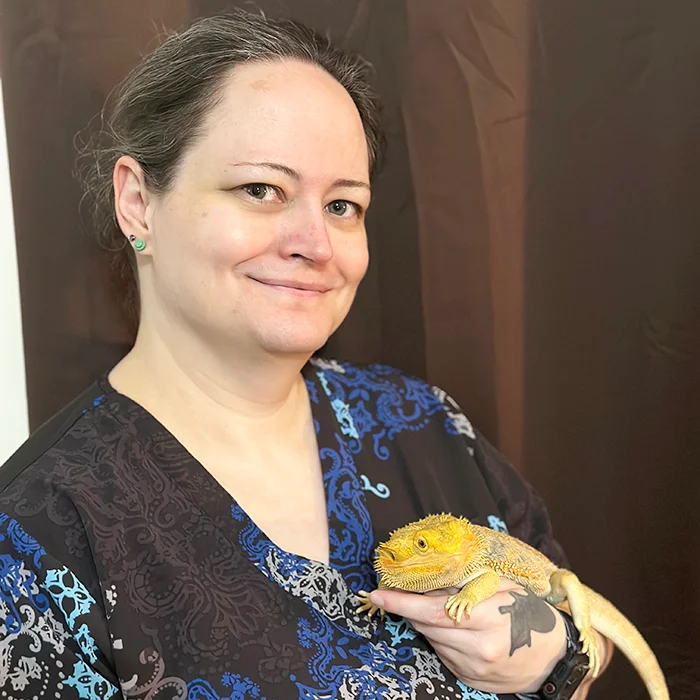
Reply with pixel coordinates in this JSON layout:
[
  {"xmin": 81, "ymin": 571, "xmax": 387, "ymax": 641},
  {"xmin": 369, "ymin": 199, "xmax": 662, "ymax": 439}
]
[{"xmin": 0, "ymin": 359, "xmax": 568, "ymax": 700}]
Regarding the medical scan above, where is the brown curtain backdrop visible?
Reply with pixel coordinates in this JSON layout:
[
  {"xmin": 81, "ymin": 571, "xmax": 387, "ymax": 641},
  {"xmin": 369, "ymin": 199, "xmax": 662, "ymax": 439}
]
[
  {"xmin": 522, "ymin": 2, "xmax": 700, "ymax": 695},
  {"xmin": 2, "ymin": 1, "xmax": 699, "ymax": 696}
]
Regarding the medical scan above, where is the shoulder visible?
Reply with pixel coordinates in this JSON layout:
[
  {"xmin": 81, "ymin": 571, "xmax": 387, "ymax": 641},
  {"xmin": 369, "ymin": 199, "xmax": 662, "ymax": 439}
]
[
  {"xmin": 310, "ymin": 358, "xmax": 568, "ymax": 564},
  {"xmin": 0, "ymin": 379, "xmax": 121, "ymax": 611},
  {"xmin": 307, "ymin": 357, "xmax": 478, "ymax": 442},
  {"xmin": 0, "ymin": 378, "xmax": 110, "ymax": 496},
  {"xmin": 0, "ymin": 377, "xmax": 127, "ymax": 574},
  {"xmin": 308, "ymin": 357, "xmax": 450, "ymax": 404}
]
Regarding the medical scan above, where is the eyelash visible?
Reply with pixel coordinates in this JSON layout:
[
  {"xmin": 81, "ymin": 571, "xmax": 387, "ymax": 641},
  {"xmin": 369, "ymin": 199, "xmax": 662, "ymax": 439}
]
[{"xmin": 239, "ymin": 183, "xmax": 364, "ymax": 218}]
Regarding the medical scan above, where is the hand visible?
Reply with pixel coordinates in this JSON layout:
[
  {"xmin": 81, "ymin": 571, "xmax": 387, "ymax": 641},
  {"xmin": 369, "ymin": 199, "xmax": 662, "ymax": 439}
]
[{"xmin": 369, "ymin": 578, "xmax": 568, "ymax": 694}]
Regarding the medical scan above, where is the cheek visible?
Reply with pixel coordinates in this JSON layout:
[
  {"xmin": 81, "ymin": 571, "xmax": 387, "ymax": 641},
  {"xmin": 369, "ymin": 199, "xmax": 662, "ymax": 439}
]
[
  {"xmin": 336, "ymin": 235, "xmax": 369, "ymax": 285},
  {"xmin": 186, "ymin": 206, "xmax": 273, "ymax": 269}
]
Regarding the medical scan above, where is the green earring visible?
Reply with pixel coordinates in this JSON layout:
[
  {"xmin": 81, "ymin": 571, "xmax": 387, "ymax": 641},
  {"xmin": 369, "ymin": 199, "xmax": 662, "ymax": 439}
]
[{"xmin": 128, "ymin": 235, "xmax": 146, "ymax": 252}]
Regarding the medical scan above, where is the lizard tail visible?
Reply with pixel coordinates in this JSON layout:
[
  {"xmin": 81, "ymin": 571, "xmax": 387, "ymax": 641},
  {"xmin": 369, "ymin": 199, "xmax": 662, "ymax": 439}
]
[{"xmin": 584, "ymin": 584, "xmax": 669, "ymax": 700}]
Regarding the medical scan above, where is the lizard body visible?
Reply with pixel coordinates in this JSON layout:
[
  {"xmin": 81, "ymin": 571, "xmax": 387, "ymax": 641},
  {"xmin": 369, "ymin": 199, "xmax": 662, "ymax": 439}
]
[{"xmin": 356, "ymin": 513, "xmax": 668, "ymax": 700}]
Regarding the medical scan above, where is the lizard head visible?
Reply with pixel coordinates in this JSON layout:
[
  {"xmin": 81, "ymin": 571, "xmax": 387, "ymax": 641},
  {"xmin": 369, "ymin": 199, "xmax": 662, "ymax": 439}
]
[{"xmin": 374, "ymin": 513, "xmax": 482, "ymax": 592}]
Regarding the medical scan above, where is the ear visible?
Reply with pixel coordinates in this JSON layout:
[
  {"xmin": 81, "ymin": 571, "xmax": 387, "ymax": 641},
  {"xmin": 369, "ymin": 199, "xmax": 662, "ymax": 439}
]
[{"xmin": 113, "ymin": 155, "xmax": 153, "ymax": 253}]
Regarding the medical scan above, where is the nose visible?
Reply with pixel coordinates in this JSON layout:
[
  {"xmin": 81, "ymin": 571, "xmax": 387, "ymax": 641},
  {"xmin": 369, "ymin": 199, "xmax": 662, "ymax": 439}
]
[{"xmin": 278, "ymin": 203, "xmax": 333, "ymax": 264}]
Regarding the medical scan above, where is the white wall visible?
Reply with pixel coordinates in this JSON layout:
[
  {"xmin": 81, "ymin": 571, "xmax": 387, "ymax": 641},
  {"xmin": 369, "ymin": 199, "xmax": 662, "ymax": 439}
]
[{"xmin": 0, "ymin": 81, "xmax": 30, "ymax": 464}]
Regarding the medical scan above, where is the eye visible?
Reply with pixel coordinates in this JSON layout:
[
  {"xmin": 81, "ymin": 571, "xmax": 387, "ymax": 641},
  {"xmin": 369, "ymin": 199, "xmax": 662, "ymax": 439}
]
[
  {"xmin": 240, "ymin": 183, "xmax": 282, "ymax": 202},
  {"xmin": 415, "ymin": 536, "xmax": 428, "ymax": 551},
  {"xmin": 326, "ymin": 199, "xmax": 362, "ymax": 219}
]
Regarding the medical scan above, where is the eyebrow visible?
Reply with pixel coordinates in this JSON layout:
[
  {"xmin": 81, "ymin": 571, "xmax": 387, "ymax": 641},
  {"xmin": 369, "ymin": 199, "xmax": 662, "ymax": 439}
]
[{"xmin": 232, "ymin": 161, "xmax": 371, "ymax": 191}]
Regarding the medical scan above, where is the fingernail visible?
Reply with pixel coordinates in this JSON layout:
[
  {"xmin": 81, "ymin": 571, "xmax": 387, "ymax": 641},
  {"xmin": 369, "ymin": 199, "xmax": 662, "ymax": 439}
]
[{"xmin": 369, "ymin": 592, "xmax": 384, "ymax": 607}]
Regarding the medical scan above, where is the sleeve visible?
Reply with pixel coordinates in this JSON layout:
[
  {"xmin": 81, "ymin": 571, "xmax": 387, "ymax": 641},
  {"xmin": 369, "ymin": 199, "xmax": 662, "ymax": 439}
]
[
  {"xmin": 471, "ymin": 429, "xmax": 570, "ymax": 568},
  {"xmin": 0, "ymin": 512, "xmax": 122, "ymax": 699}
]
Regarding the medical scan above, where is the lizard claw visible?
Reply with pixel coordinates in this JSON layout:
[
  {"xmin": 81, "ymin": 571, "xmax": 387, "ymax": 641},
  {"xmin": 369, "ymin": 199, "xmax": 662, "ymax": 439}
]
[
  {"xmin": 578, "ymin": 627, "xmax": 601, "ymax": 678},
  {"xmin": 445, "ymin": 593, "xmax": 472, "ymax": 624},
  {"xmin": 356, "ymin": 590, "xmax": 384, "ymax": 619}
]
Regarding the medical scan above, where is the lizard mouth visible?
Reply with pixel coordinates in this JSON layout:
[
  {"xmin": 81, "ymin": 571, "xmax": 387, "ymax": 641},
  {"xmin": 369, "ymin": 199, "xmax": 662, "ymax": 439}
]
[
  {"xmin": 377, "ymin": 549, "xmax": 395, "ymax": 565},
  {"xmin": 375, "ymin": 552, "xmax": 460, "ymax": 577}
]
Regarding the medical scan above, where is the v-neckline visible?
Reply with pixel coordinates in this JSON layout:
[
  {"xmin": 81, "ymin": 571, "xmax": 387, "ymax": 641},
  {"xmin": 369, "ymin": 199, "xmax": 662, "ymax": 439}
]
[{"xmin": 98, "ymin": 360, "xmax": 378, "ymax": 596}]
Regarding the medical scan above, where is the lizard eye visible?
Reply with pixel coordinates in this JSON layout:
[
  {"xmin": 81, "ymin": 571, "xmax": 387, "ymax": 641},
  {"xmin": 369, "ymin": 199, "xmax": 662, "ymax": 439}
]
[{"xmin": 415, "ymin": 536, "xmax": 428, "ymax": 551}]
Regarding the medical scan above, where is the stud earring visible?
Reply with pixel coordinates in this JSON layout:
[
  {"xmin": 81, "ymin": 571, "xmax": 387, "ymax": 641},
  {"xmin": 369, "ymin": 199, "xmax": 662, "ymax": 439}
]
[{"xmin": 128, "ymin": 235, "xmax": 146, "ymax": 252}]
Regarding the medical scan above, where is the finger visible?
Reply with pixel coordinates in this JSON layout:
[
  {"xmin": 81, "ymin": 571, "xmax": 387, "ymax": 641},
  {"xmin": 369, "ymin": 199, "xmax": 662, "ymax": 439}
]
[
  {"xmin": 369, "ymin": 590, "xmax": 458, "ymax": 628},
  {"xmin": 410, "ymin": 620, "xmax": 480, "ymax": 650}
]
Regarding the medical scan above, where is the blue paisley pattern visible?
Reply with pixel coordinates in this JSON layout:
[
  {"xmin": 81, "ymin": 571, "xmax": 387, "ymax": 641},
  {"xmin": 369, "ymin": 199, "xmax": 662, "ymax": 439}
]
[
  {"xmin": 359, "ymin": 474, "xmax": 391, "ymax": 499},
  {"xmin": 0, "ymin": 514, "xmax": 117, "ymax": 699},
  {"xmin": 312, "ymin": 359, "xmax": 448, "ymax": 461},
  {"xmin": 188, "ymin": 673, "xmax": 266, "ymax": 699},
  {"xmin": 488, "ymin": 515, "xmax": 509, "ymax": 533},
  {"xmin": 294, "ymin": 608, "xmax": 417, "ymax": 699}
]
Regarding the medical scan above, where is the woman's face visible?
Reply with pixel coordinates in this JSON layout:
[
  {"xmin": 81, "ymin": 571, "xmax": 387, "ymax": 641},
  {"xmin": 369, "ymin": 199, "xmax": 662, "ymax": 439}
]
[{"xmin": 140, "ymin": 59, "xmax": 371, "ymax": 358}]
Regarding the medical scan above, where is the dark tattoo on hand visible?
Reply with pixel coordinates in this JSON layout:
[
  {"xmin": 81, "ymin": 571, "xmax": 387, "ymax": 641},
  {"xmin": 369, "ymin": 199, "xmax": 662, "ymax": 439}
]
[{"xmin": 498, "ymin": 589, "xmax": 557, "ymax": 656}]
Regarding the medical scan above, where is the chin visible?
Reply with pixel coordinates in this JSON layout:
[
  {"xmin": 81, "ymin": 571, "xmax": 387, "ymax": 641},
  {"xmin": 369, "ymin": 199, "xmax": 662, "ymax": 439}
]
[
  {"xmin": 257, "ymin": 328, "xmax": 332, "ymax": 358},
  {"xmin": 264, "ymin": 341, "xmax": 328, "ymax": 358},
  {"xmin": 250, "ymin": 310, "xmax": 344, "ymax": 356}
]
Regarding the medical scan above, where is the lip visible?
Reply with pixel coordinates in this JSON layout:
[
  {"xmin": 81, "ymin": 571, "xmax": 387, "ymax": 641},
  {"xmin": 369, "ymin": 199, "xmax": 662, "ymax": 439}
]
[{"xmin": 248, "ymin": 276, "xmax": 331, "ymax": 296}]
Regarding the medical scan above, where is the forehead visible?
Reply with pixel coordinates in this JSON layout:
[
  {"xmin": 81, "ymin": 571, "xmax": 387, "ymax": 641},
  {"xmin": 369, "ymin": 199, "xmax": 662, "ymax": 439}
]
[{"xmin": 188, "ymin": 59, "xmax": 369, "ymax": 181}]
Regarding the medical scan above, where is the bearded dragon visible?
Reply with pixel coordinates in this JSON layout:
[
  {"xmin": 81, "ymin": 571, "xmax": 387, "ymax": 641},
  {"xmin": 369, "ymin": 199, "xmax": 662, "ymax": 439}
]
[{"xmin": 356, "ymin": 513, "xmax": 668, "ymax": 700}]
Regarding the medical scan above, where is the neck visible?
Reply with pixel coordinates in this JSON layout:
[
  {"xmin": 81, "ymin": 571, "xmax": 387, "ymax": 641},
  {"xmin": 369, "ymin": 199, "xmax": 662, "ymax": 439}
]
[{"xmin": 109, "ymin": 318, "xmax": 315, "ymax": 446}]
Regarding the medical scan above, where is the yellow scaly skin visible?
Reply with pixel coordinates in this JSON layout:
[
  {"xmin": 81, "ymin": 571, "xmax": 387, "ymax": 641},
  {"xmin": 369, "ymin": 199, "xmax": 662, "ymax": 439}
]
[{"xmin": 356, "ymin": 513, "xmax": 668, "ymax": 700}]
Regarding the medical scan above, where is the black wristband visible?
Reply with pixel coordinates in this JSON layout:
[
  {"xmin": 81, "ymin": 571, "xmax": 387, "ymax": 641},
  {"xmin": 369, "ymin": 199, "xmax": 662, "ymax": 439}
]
[{"xmin": 515, "ymin": 611, "xmax": 590, "ymax": 700}]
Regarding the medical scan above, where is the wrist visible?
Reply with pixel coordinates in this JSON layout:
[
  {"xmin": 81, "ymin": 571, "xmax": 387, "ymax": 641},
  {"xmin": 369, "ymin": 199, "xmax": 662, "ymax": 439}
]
[
  {"xmin": 516, "ymin": 611, "xmax": 590, "ymax": 700},
  {"xmin": 516, "ymin": 607, "xmax": 567, "ymax": 694}
]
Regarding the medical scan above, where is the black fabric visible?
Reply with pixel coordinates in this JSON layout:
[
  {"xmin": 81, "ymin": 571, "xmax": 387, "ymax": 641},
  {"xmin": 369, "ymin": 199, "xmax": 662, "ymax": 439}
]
[{"xmin": 0, "ymin": 359, "xmax": 568, "ymax": 699}]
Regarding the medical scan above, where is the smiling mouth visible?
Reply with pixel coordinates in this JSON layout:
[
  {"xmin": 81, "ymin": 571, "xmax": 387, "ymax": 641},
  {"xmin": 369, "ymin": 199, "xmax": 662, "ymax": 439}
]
[{"xmin": 248, "ymin": 276, "xmax": 331, "ymax": 297}]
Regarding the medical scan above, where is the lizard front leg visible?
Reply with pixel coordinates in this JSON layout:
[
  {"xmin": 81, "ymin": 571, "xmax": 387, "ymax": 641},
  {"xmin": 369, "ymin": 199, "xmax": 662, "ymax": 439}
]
[
  {"xmin": 445, "ymin": 570, "xmax": 501, "ymax": 624},
  {"xmin": 548, "ymin": 570, "xmax": 600, "ymax": 677}
]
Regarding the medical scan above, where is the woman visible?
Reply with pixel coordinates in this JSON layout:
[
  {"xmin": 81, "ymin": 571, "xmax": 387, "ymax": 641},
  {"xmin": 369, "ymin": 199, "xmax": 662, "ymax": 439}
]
[{"xmin": 0, "ymin": 10, "xmax": 611, "ymax": 699}]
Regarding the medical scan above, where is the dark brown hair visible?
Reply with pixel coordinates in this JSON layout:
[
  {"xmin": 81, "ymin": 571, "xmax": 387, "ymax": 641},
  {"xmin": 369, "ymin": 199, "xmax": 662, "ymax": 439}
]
[{"xmin": 76, "ymin": 9, "xmax": 385, "ymax": 332}]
